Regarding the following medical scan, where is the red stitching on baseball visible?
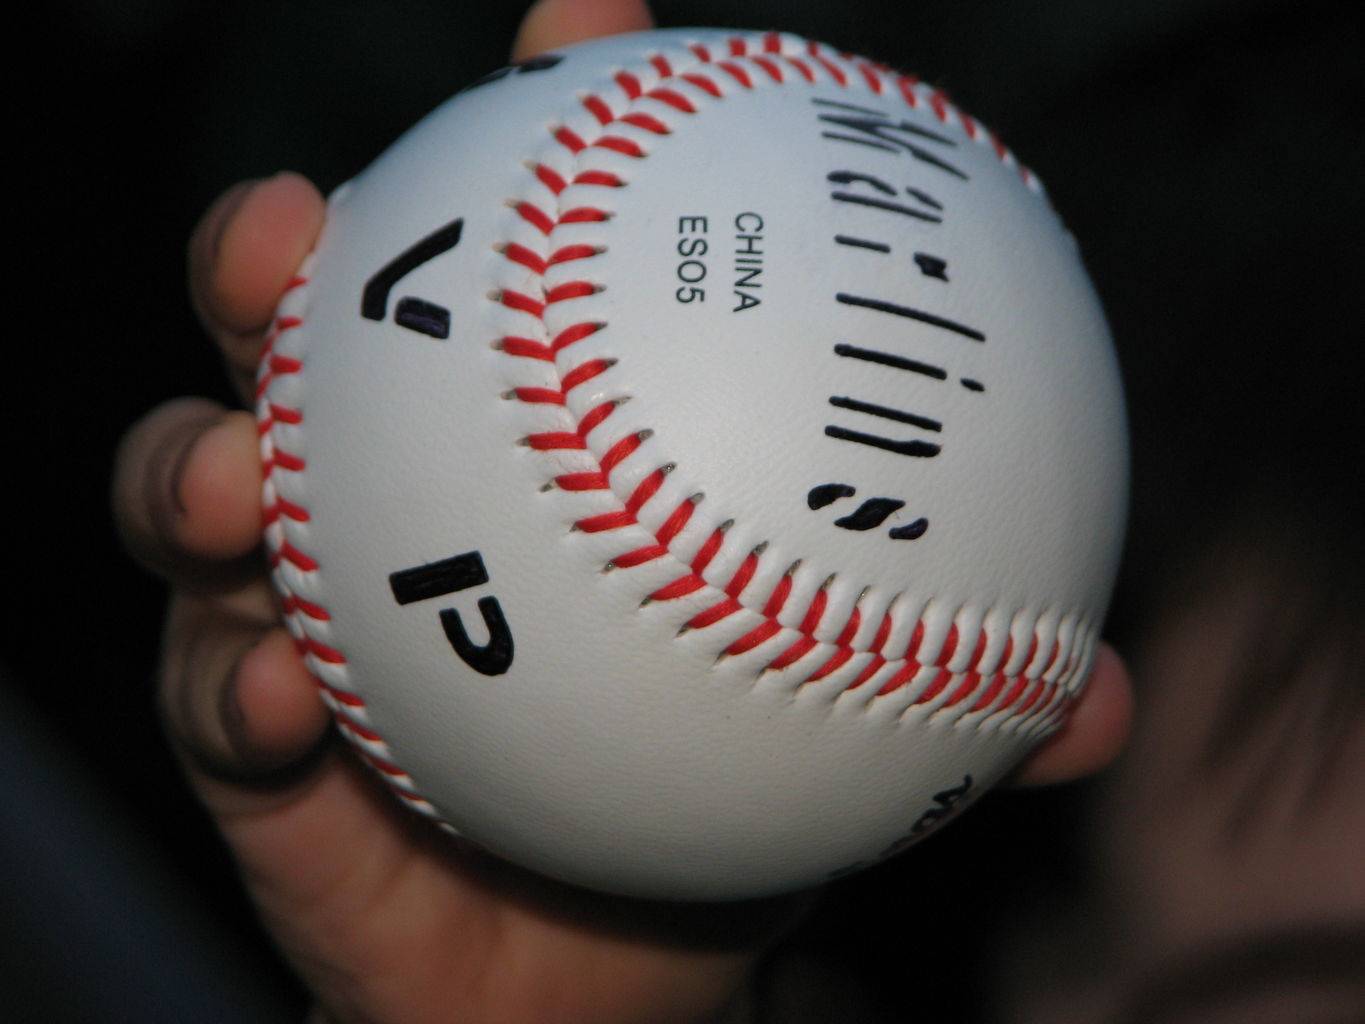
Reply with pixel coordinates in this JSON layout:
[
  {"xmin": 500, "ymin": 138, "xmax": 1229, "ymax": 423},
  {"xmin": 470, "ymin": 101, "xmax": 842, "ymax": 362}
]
[
  {"xmin": 270, "ymin": 450, "xmax": 306, "ymax": 473},
  {"xmin": 582, "ymin": 397, "xmax": 620, "ymax": 431},
  {"xmin": 526, "ymin": 430, "xmax": 585, "ymax": 451},
  {"xmin": 573, "ymin": 170, "xmax": 625, "ymax": 188},
  {"xmin": 266, "ymin": 349, "xmax": 302, "ymax": 375},
  {"xmin": 268, "ymin": 402, "xmax": 302, "ymax": 425},
  {"xmin": 787, "ymin": 57, "xmax": 816, "ymax": 84},
  {"xmin": 560, "ymin": 202, "xmax": 612, "ymax": 222},
  {"xmin": 555, "ymin": 471, "xmax": 609, "ymax": 491},
  {"xmin": 807, "ymin": 645, "xmax": 854, "ymax": 683},
  {"xmin": 943, "ymin": 671, "xmax": 983, "ymax": 709},
  {"xmin": 682, "ymin": 73, "xmax": 722, "ymax": 98},
  {"xmin": 725, "ymin": 620, "xmax": 781, "ymax": 657},
  {"xmin": 593, "ymin": 135, "xmax": 647, "ymax": 158},
  {"xmin": 515, "ymin": 200, "xmax": 556, "ymax": 234},
  {"xmin": 650, "ymin": 573, "xmax": 705, "ymax": 603},
  {"xmin": 718, "ymin": 61, "xmax": 754, "ymax": 89},
  {"xmin": 553, "ymin": 125, "xmax": 587, "ymax": 153},
  {"xmin": 558, "ymin": 320, "xmax": 607, "ymax": 348},
  {"xmin": 969, "ymin": 671, "xmax": 1008, "ymax": 714},
  {"xmin": 336, "ymin": 714, "xmax": 381, "ymax": 743},
  {"xmin": 896, "ymin": 75, "xmax": 920, "ymax": 108},
  {"xmin": 504, "ymin": 242, "xmax": 547, "ymax": 273},
  {"xmin": 261, "ymin": 32, "xmax": 1084, "ymax": 814},
  {"xmin": 611, "ymin": 543, "xmax": 668, "ymax": 570},
  {"xmin": 846, "ymin": 612, "xmax": 893, "ymax": 689},
  {"xmin": 546, "ymin": 280, "xmax": 598, "ymax": 303},
  {"xmin": 1015, "ymin": 677, "xmax": 1048, "ymax": 716},
  {"xmin": 550, "ymin": 243, "xmax": 602, "ymax": 264},
  {"xmin": 281, "ymin": 593, "xmax": 328, "ymax": 621},
  {"xmin": 615, "ymin": 70, "xmax": 642, "ymax": 99},
  {"xmin": 914, "ymin": 668, "xmax": 953, "ymax": 705},
  {"xmin": 273, "ymin": 541, "xmax": 318, "ymax": 572},
  {"xmin": 804, "ymin": 603, "xmax": 864, "ymax": 681},
  {"xmin": 935, "ymin": 623, "xmax": 960, "ymax": 667},
  {"xmin": 930, "ymin": 89, "xmax": 953, "ymax": 123},
  {"xmin": 559, "ymin": 358, "xmax": 613, "ymax": 394},
  {"xmin": 687, "ymin": 597, "xmax": 741, "ymax": 631},
  {"xmin": 576, "ymin": 509, "xmax": 633, "ymax": 534},
  {"xmin": 763, "ymin": 582, "xmax": 830, "ymax": 671},
  {"xmin": 581, "ymin": 93, "xmax": 614, "ymax": 125},
  {"xmin": 315, "ymin": 675, "xmax": 362, "ymax": 704},
  {"xmin": 619, "ymin": 111, "xmax": 671, "ymax": 134},
  {"xmin": 761, "ymin": 567, "xmax": 795, "ymax": 618},
  {"xmin": 858, "ymin": 63, "xmax": 883, "ymax": 94},
  {"xmin": 533, "ymin": 164, "xmax": 567, "ymax": 195},
  {"xmin": 598, "ymin": 431, "xmax": 645, "ymax": 473},
  {"xmin": 500, "ymin": 288, "xmax": 545, "ymax": 317},
  {"xmin": 750, "ymin": 55, "xmax": 784, "ymax": 83},
  {"xmin": 804, "ymin": 40, "xmax": 847, "ymax": 86},
  {"xmin": 360, "ymin": 749, "xmax": 407, "ymax": 778},
  {"xmin": 769, "ymin": 636, "xmax": 817, "ymax": 672},
  {"xmin": 646, "ymin": 87, "xmax": 696, "ymax": 113},
  {"xmin": 994, "ymin": 672, "xmax": 1030, "ymax": 713},
  {"xmin": 262, "ymin": 495, "xmax": 308, "ymax": 525}
]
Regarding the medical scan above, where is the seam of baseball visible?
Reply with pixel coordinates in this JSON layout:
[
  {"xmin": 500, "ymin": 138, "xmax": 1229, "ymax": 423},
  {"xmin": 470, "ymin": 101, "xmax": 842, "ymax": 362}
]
[
  {"xmin": 496, "ymin": 33, "xmax": 1084, "ymax": 723},
  {"xmin": 260, "ymin": 274, "xmax": 441, "ymax": 816},
  {"xmin": 258, "ymin": 31, "xmax": 1094, "ymax": 821}
]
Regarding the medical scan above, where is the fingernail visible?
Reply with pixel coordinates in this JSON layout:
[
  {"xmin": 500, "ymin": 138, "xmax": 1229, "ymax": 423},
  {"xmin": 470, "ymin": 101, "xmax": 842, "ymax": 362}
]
[
  {"xmin": 147, "ymin": 413, "xmax": 223, "ymax": 545},
  {"xmin": 198, "ymin": 179, "xmax": 259, "ymax": 269},
  {"xmin": 197, "ymin": 172, "xmax": 298, "ymax": 270},
  {"xmin": 220, "ymin": 642, "xmax": 253, "ymax": 764},
  {"xmin": 189, "ymin": 178, "xmax": 264, "ymax": 325}
]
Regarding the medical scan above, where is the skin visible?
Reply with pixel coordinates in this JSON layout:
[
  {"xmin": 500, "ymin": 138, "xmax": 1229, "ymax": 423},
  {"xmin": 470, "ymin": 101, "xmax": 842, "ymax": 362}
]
[
  {"xmin": 1002, "ymin": 522, "xmax": 1365, "ymax": 1024},
  {"xmin": 111, "ymin": 2, "xmax": 1134, "ymax": 1020}
]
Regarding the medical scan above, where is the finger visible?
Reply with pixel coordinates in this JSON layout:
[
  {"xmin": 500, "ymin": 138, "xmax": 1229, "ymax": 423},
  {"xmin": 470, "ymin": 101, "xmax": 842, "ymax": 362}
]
[
  {"xmin": 160, "ymin": 612, "xmax": 331, "ymax": 792},
  {"xmin": 511, "ymin": 0, "xmax": 654, "ymax": 61},
  {"xmin": 1010, "ymin": 642, "xmax": 1134, "ymax": 787},
  {"xmin": 114, "ymin": 395, "xmax": 329, "ymax": 786},
  {"xmin": 113, "ymin": 397, "xmax": 263, "ymax": 586},
  {"xmin": 188, "ymin": 171, "xmax": 325, "ymax": 401}
]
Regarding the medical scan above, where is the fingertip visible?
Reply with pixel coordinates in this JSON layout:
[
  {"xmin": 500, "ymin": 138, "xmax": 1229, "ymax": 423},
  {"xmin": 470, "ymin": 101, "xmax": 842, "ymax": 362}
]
[
  {"xmin": 114, "ymin": 396, "xmax": 232, "ymax": 578},
  {"xmin": 1078, "ymin": 643, "xmax": 1136, "ymax": 768},
  {"xmin": 175, "ymin": 410, "xmax": 263, "ymax": 560},
  {"xmin": 1010, "ymin": 642, "xmax": 1135, "ymax": 788},
  {"xmin": 511, "ymin": 0, "xmax": 655, "ymax": 62},
  {"xmin": 191, "ymin": 171, "xmax": 325, "ymax": 340},
  {"xmin": 165, "ymin": 623, "xmax": 329, "ymax": 791},
  {"xmin": 232, "ymin": 628, "xmax": 331, "ymax": 768}
]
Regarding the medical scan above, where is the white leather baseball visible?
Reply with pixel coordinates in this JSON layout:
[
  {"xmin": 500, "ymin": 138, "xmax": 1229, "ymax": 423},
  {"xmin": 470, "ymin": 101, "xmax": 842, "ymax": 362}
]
[{"xmin": 259, "ymin": 28, "xmax": 1127, "ymax": 901}]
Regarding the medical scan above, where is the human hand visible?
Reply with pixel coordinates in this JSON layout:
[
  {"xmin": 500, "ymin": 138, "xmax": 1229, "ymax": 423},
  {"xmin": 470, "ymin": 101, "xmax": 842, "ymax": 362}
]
[{"xmin": 112, "ymin": 2, "xmax": 1132, "ymax": 1020}]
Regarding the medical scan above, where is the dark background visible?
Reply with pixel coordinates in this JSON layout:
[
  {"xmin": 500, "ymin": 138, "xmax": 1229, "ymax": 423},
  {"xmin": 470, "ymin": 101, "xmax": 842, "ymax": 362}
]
[{"xmin": 6, "ymin": 1, "xmax": 1362, "ymax": 1020}]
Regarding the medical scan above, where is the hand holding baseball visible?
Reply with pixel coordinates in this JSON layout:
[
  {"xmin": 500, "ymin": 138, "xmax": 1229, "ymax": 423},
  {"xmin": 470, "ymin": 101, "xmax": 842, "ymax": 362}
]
[{"xmin": 112, "ymin": 0, "xmax": 1131, "ymax": 1020}]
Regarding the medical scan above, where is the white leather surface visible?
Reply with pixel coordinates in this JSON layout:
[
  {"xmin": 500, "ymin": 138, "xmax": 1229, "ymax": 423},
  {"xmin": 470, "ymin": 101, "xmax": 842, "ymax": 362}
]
[{"xmin": 260, "ymin": 28, "xmax": 1127, "ymax": 900}]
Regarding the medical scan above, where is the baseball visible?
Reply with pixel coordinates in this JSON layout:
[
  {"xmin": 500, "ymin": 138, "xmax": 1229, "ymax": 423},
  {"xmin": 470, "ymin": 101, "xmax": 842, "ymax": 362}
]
[{"xmin": 259, "ymin": 28, "xmax": 1127, "ymax": 901}]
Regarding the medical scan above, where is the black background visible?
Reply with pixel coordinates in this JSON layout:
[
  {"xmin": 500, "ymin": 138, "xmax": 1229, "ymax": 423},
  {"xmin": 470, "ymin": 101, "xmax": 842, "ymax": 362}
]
[{"xmin": 6, "ymin": 1, "xmax": 1362, "ymax": 1020}]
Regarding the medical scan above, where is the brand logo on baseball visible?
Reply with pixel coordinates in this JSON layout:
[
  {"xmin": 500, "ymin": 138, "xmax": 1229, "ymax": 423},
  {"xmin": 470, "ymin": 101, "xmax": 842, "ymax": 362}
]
[{"xmin": 808, "ymin": 97, "xmax": 988, "ymax": 545}]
